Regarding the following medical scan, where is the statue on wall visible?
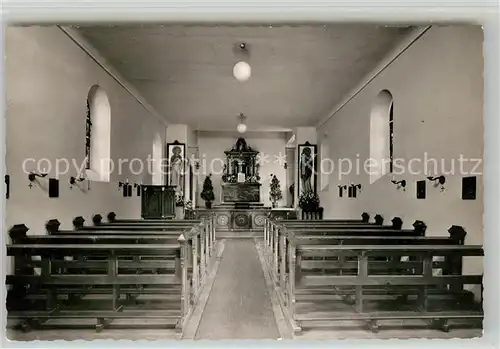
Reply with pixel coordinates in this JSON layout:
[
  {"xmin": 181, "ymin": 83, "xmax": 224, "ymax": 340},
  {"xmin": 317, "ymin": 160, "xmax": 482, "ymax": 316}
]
[
  {"xmin": 169, "ymin": 145, "xmax": 183, "ymax": 191},
  {"xmin": 235, "ymin": 137, "xmax": 248, "ymax": 152},
  {"xmin": 300, "ymin": 147, "xmax": 313, "ymax": 193}
]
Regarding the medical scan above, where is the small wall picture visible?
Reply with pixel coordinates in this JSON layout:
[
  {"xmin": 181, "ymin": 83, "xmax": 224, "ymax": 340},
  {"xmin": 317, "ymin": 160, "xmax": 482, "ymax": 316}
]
[
  {"xmin": 166, "ymin": 140, "xmax": 186, "ymax": 196},
  {"xmin": 416, "ymin": 180, "xmax": 426, "ymax": 199},
  {"xmin": 462, "ymin": 176, "xmax": 477, "ymax": 200},
  {"xmin": 297, "ymin": 141, "xmax": 318, "ymax": 195}
]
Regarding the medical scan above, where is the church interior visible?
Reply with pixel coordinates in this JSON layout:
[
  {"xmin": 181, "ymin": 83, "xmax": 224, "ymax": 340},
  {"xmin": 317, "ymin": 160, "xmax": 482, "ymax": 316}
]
[{"xmin": 3, "ymin": 23, "xmax": 485, "ymax": 341}]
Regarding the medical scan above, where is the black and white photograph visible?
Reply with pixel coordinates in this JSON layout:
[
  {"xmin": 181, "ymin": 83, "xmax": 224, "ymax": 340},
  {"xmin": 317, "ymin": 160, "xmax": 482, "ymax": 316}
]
[{"xmin": 1, "ymin": 2, "xmax": 497, "ymax": 345}]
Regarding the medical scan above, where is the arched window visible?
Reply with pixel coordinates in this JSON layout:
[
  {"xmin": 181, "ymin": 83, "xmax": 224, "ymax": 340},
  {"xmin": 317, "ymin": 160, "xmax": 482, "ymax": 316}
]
[
  {"xmin": 389, "ymin": 101, "xmax": 394, "ymax": 173},
  {"xmin": 152, "ymin": 132, "xmax": 163, "ymax": 185},
  {"xmin": 320, "ymin": 141, "xmax": 330, "ymax": 192},
  {"xmin": 369, "ymin": 90, "xmax": 394, "ymax": 184},
  {"xmin": 85, "ymin": 99, "xmax": 92, "ymax": 169},
  {"xmin": 86, "ymin": 85, "xmax": 111, "ymax": 182}
]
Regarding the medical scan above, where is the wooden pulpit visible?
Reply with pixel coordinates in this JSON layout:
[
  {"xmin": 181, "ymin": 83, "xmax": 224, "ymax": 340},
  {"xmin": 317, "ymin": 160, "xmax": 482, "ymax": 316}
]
[{"xmin": 141, "ymin": 185, "xmax": 176, "ymax": 219}]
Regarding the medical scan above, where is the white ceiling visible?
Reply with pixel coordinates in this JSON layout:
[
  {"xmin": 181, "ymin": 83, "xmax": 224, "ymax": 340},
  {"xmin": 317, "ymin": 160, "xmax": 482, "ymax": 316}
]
[{"xmin": 75, "ymin": 24, "xmax": 413, "ymax": 131}]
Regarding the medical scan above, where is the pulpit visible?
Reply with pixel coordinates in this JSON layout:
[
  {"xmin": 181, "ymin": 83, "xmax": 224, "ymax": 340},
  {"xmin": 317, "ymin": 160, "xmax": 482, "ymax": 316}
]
[{"xmin": 141, "ymin": 185, "xmax": 176, "ymax": 219}]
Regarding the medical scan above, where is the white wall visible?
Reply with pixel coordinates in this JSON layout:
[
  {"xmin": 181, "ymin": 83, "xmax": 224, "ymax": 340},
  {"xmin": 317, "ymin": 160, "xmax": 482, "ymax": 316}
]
[
  {"xmin": 318, "ymin": 25, "xmax": 483, "ymax": 287},
  {"xmin": 5, "ymin": 26, "xmax": 167, "ymax": 235},
  {"xmin": 197, "ymin": 132, "xmax": 287, "ymax": 207}
]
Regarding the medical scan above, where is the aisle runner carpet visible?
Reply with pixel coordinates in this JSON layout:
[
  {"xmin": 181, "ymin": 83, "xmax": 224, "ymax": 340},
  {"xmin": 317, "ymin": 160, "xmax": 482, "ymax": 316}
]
[{"xmin": 195, "ymin": 239, "xmax": 280, "ymax": 339}]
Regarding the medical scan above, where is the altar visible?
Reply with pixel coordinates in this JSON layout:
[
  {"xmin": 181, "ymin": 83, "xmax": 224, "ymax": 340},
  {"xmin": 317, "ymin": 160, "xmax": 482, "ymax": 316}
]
[
  {"xmin": 196, "ymin": 137, "xmax": 272, "ymax": 232},
  {"xmin": 222, "ymin": 183, "xmax": 260, "ymax": 203},
  {"xmin": 221, "ymin": 138, "xmax": 262, "ymax": 203}
]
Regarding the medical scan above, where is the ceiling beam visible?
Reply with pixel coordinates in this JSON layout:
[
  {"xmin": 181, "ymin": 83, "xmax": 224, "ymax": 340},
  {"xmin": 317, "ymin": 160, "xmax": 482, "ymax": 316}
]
[{"xmin": 57, "ymin": 25, "xmax": 168, "ymax": 127}]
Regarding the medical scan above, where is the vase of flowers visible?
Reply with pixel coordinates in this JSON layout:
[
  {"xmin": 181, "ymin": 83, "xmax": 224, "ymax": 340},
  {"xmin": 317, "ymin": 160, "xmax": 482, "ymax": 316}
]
[
  {"xmin": 175, "ymin": 193, "xmax": 185, "ymax": 220},
  {"xmin": 184, "ymin": 200, "xmax": 195, "ymax": 219},
  {"xmin": 298, "ymin": 191, "xmax": 320, "ymax": 212}
]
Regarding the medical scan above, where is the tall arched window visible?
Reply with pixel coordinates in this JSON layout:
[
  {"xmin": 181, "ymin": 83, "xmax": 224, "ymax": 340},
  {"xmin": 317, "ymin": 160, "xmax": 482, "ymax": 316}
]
[
  {"xmin": 320, "ymin": 141, "xmax": 330, "ymax": 192},
  {"xmin": 389, "ymin": 101, "xmax": 394, "ymax": 173},
  {"xmin": 85, "ymin": 99, "xmax": 92, "ymax": 169},
  {"xmin": 152, "ymin": 133, "xmax": 163, "ymax": 185},
  {"xmin": 86, "ymin": 85, "xmax": 111, "ymax": 182},
  {"xmin": 369, "ymin": 89, "xmax": 394, "ymax": 184}
]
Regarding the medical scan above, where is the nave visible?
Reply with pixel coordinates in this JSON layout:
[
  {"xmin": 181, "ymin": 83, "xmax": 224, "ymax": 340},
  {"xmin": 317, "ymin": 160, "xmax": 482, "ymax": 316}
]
[{"xmin": 6, "ymin": 213, "xmax": 483, "ymax": 341}]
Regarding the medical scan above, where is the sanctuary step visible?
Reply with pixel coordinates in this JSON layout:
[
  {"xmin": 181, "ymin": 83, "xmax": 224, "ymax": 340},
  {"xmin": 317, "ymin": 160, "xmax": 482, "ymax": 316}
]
[{"xmin": 216, "ymin": 203, "xmax": 266, "ymax": 209}]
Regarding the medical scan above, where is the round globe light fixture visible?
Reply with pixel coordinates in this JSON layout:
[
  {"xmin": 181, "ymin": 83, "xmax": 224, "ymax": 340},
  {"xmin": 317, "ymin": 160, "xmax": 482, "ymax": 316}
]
[
  {"xmin": 237, "ymin": 123, "xmax": 247, "ymax": 133},
  {"xmin": 233, "ymin": 61, "xmax": 251, "ymax": 82},
  {"xmin": 236, "ymin": 113, "xmax": 247, "ymax": 133}
]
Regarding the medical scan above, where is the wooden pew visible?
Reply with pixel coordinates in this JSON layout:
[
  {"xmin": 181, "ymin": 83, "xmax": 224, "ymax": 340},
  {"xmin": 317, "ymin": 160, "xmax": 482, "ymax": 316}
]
[
  {"xmin": 271, "ymin": 223, "xmax": 462, "ymax": 288},
  {"xmin": 71, "ymin": 215, "xmax": 216, "ymax": 263},
  {"xmin": 278, "ymin": 231, "xmax": 469, "ymax": 291},
  {"xmin": 264, "ymin": 217, "xmax": 428, "ymax": 279},
  {"xmin": 45, "ymin": 219, "xmax": 212, "ymax": 297},
  {"xmin": 102, "ymin": 211, "xmax": 216, "ymax": 246},
  {"xmin": 7, "ymin": 218, "xmax": 213, "ymax": 331},
  {"xmin": 285, "ymin": 240, "xmax": 483, "ymax": 333},
  {"xmin": 264, "ymin": 215, "xmax": 421, "ymax": 257},
  {"xmin": 6, "ymin": 240, "xmax": 191, "ymax": 332},
  {"xmin": 67, "ymin": 216, "xmax": 213, "ymax": 271},
  {"xmin": 264, "ymin": 212, "xmax": 373, "ymax": 240}
]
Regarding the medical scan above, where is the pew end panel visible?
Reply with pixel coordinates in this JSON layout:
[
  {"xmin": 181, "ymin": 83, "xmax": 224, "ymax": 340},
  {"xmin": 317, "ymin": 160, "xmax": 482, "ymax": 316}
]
[
  {"xmin": 107, "ymin": 212, "xmax": 117, "ymax": 223},
  {"xmin": 92, "ymin": 214, "xmax": 103, "ymax": 225},
  {"xmin": 73, "ymin": 216, "xmax": 86, "ymax": 230},
  {"xmin": 45, "ymin": 219, "xmax": 61, "ymax": 234}
]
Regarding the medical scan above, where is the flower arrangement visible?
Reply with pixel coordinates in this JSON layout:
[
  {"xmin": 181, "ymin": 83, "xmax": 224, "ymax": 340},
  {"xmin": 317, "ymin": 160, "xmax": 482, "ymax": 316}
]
[
  {"xmin": 245, "ymin": 175, "xmax": 261, "ymax": 183},
  {"xmin": 175, "ymin": 192, "xmax": 185, "ymax": 207},
  {"xmin": 222, "ymin": 174, "xmax": 237, "ymax": 183},
  {"xmin": 222, "ymin": 174, "xmax": 260, "ymax": 183},
  {"xmin": 298, "ymin": 191, "xmax": 320, "ymax": 211}
]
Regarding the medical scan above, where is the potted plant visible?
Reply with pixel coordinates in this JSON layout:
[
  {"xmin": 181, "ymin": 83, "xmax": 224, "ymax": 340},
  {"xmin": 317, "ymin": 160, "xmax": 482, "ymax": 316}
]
[
  {"xmin": 175, "ymin": 192, "xmax": 185, "ymax": 220},
  {"xmin": 269, "ymin": 174, "xmax": 283, "ymax": 208},
  {"xmin": 298, "ymin": 191, "xmax": 320, "ymax": 211},
  {"xmin": 201, "ymin": 174, "xmax": 215, "ymax": 209}
]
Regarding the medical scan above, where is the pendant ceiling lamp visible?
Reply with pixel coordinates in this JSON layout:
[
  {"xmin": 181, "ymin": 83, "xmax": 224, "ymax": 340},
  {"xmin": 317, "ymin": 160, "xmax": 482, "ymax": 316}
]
[
  {"xmin": 233, "ymin": 42, "xmax": 251, "ymax": 82},
  {"xmin": 233, "ymin": 61, "xmax": 251, "ymax": 82},
  {"xmin": 237, "ymin": 113, "xmax": 247, "ymax": 133}
]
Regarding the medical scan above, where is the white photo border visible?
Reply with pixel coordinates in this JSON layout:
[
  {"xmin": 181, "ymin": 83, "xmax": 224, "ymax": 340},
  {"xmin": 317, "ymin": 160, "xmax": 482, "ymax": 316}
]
[{"xmin": 1, "ymin": 1, "xmax": 498, "ymax": 348}]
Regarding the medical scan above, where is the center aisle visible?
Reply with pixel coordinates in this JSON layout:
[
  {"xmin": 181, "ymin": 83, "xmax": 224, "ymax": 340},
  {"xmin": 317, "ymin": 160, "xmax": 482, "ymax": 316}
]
[{"xmin": 194, "ymin": 239, "xmax": 280, "ymax": 339}]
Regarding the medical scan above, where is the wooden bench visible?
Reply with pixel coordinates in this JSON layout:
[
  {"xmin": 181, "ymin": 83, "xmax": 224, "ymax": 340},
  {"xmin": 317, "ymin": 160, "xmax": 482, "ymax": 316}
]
[
  {"xmin": 56, "ymin": 216, "xmax": 214, "ymax": 269},
  {"xmin": 103, "ymin": 211, "xmax": 216, "ymax": 243},
  {"xmin": 6, "ymin": 241, "xmax": 191, "ymax": 332},
  {"xmin": 7, "ymin": 217, "xmax": 216, "ymax": 333},
  {"xmin": 264, "ymin": 217, "xmax": 428, "ymax": 278},
  {"xmin": 271, "ymin": 223, "xmax": 464, "ymax": 288},
  {"xmin": 44, "ymin": 219, "xmax": 213, "ymax": 297},
  {"xmin": 285, "ymin": 242, "xmax": 483, "ymax": 333},
  {"xmin": 69, "ymin": 215, "xmax": 216, "ymax": 261},
  {"xmin": 265, "ymin": 212, "xmax": 372, "ymax": 235}
]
